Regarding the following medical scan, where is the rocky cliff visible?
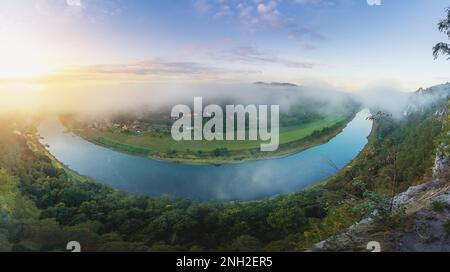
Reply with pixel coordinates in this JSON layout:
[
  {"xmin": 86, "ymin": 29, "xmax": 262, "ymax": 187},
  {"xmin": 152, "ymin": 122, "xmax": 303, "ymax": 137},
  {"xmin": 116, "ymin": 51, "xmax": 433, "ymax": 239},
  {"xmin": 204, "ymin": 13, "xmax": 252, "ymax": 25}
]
[{"xmin": 311, "ymin": 94, "xmax": 450, "ymax": 252}]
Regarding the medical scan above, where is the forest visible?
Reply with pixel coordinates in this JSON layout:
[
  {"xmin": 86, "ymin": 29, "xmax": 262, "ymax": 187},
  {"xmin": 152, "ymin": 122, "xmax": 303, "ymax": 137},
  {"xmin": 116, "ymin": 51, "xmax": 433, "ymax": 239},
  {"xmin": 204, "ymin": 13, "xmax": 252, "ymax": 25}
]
[{"xmin": 0, "ymin": 89, "xmax": 447, "ymax": 252}]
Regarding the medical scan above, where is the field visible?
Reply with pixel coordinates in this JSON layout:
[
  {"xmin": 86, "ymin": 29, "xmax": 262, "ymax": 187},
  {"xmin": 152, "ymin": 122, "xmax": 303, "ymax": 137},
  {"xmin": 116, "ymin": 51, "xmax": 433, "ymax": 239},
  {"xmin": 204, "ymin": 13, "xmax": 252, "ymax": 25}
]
[
  {"xmin": 65, "ymin": 112, "xmax": 355, "ymax": 164},
  {"xmin": 0, "ymin": 91, "xmax": 446, "ymax": 252}
]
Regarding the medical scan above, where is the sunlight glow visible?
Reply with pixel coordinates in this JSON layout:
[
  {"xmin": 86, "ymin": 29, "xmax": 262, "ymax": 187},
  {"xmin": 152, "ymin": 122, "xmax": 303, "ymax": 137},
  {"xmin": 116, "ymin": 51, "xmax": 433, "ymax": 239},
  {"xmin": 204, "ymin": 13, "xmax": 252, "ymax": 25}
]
[{"xmin": 0, "ymin": 33, "xmax": 56, "ymax": 79}]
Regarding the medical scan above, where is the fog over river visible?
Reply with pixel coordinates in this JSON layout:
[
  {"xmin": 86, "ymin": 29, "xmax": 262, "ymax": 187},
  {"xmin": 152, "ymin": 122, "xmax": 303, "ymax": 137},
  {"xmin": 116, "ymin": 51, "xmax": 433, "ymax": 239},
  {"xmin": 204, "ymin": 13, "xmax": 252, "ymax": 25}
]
[{"xmin": 38, "ymin": 109, "xmax": 372, "ymax": 201}]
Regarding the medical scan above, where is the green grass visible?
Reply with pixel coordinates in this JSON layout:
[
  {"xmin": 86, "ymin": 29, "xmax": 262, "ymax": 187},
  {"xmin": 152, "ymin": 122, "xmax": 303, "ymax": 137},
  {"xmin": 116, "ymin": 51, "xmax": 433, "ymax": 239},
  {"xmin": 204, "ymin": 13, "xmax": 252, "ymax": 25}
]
[
  {"xmin": 85, "ymin": 115, "xmax": 347, "ymax": 151},
  {"xmin": 67, "ymin": 113, "xmax": 354, "ymax": 164}
]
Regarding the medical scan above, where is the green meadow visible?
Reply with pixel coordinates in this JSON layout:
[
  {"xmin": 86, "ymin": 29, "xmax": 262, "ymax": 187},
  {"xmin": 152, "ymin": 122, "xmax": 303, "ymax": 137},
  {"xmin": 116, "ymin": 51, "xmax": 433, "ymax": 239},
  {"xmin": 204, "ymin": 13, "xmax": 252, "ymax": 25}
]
[{"xmin": 66, "ymin": 113, "xmax": 354, "ymax": 164}]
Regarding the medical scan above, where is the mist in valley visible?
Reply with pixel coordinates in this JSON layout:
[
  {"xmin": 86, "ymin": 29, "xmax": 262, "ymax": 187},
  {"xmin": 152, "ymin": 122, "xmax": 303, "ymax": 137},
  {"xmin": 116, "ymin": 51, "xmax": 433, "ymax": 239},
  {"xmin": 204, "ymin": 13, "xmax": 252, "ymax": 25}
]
[
  {"xmin": 28, "ymin": 82, "xmax": 357, "ymax": 119},
  {"xmin": 2, "ymin": 80, "xmax": 449, "ymax": 121}
]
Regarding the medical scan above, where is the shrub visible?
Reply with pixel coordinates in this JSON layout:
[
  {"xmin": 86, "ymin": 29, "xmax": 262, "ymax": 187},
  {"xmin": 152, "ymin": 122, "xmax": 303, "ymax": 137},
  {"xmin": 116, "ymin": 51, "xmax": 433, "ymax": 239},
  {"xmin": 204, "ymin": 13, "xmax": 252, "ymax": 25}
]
[
  {"xmin": 443, "ymin": 220, "xmax": 450, "ymax": 236},
  {"xmin": 432, "ymin": 201, "xmax": 448, "ymax": 213}
]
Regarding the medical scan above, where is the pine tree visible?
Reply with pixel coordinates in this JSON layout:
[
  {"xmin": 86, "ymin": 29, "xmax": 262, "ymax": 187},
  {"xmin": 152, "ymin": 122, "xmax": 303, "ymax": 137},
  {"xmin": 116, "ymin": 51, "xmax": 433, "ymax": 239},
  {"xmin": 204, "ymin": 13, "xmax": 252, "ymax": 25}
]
[{"xmin": 433, "ymin": 7, "xmax": 450, "ymax": 59}]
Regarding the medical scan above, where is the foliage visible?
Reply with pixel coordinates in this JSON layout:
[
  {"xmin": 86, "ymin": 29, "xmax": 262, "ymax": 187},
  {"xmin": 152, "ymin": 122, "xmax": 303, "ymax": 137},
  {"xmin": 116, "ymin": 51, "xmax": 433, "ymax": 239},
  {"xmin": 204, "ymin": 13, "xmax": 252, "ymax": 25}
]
[
  {"xmin": 0, "ymin": 94, "xmax": 447, "ymax": 251},
  {"xmin": 433, "ymin": 7, "xmax": 450, "ymax": 59},
  {"xmin": 432, "ymin": 201, "xmax": 448, "ymax": 213},
  {"xmin": 444, "ymin": 220, "xmax": 450, "ymax": 236}
]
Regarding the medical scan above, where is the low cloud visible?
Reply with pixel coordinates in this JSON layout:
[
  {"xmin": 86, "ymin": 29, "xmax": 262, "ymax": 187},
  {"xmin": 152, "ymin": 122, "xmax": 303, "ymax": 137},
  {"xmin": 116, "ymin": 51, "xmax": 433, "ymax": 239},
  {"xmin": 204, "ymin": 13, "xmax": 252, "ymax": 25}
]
[
  {"xmin": 66, "ymin": 0, "xmax": 82, "ymax": 7},
  {"xmin": 46, "ymin": 59, "xmax": 260, "ymax": 82},
  {"xmin": 225, "ymin": 46, "xmax": 277, "ymax": 63},
  {"xmin": 82, "ymin": 60, "xmax": 221, "ymax": 76},
  {"xmin": 191, "ymin": 1, "xmax": 285, "ymax": 31},
  {"xmin": 192, "ymin": 0, "xmax": 327, "ymax": 50},
  {"xmin": 293, "ymin": 0, "xmax": 334, "ymax": 6},
  {"xmin": 287, "ymin": 25, "xmax": 327, "ymax": 42},
  {"xmin": 221, "ymin": 45, "xmax": 316, "ymax": 69},
  {"xmin": 352, "ymin": 83, "xmax": 450, "ymax": 119},
  {"xmin": 367, "ymin": 0, "xmax": 381, "ymax": 6}
]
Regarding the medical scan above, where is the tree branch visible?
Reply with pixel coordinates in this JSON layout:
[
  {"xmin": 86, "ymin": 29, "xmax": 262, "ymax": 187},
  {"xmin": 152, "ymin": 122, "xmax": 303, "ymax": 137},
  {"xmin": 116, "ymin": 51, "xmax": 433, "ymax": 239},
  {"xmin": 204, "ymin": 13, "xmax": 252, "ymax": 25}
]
[{"xmin": 433, "ymin": 42, "xmax": 450, "ymax": 60}]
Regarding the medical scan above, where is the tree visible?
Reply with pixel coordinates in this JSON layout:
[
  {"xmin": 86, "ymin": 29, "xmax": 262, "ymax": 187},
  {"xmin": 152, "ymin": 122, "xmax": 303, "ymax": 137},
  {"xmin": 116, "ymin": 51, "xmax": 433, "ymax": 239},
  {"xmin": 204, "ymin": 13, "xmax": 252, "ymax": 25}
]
[
  {"xmin": 384, "ymin": 139, "xmax": 399, "ymax": 213},
  {"xmin": 433, "ymin": 7, "xmax": 450, "ymax": 59},
  {"xmin": 228, "ymin": 235, "xmax": 263, "ymax": 252},
  {"xmin": 366, "ymin": 112, "xmax": 399, "ymax": 213}
]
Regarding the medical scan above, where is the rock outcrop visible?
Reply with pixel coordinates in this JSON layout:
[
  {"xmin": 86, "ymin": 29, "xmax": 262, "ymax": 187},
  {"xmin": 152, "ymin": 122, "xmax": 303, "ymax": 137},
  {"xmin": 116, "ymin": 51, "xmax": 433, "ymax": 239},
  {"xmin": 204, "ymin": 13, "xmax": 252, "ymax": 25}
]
[{"xmin": 310, "ymin": 95, "xmax": 450, "ymax": 252}]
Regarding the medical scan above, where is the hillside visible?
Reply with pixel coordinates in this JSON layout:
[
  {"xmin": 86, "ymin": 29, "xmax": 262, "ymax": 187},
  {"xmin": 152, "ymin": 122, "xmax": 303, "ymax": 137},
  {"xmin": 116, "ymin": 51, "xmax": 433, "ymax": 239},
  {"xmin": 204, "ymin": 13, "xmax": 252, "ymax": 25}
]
[
  {"xmin": 0, "ymin": 84, "xmax": 448, "ymax": 252},
  {"xmin": 311, "ymin": 88, "xmax": 450, "ymax": 252}
]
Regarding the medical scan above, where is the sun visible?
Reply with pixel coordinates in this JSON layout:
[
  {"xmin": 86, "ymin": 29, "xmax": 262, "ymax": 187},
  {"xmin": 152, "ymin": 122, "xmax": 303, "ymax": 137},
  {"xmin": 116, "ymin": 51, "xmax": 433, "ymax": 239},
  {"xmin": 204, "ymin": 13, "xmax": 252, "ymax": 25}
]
[
  {"xmin": 0, "ymin": 60, "xmax": 55, "ymax": 79},
  {"xmin": 0, "ymin": 53, "xmax": 55, "ymax": 79},
  {"xmin": 0, "ymin": 35, "xmax": 56, "ymax": 79}
]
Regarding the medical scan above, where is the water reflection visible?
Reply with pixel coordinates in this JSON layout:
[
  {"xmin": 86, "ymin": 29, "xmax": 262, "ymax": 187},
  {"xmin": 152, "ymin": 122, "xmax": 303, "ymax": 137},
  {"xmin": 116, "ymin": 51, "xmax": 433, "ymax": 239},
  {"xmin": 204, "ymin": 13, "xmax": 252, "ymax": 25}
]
[{"xmin": 38, "ymin": 110, "xmax": 372, "ymax": 200}]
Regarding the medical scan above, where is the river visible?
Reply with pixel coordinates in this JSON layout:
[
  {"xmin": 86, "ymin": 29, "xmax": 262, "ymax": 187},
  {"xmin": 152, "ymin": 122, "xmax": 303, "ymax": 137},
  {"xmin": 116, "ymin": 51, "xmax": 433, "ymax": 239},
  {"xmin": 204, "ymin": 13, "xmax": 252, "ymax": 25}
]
[{"xmin": 38, "ymin": 109, "xmax": 372, "ymax": 201}]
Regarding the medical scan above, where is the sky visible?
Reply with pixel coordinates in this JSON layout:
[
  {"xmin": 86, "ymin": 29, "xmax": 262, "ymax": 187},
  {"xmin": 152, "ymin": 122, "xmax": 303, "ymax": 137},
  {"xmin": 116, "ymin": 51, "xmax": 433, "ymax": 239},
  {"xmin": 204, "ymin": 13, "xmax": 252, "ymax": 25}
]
[{"xmin": 0, "ymin": 0, "xmax": 449, "ymax": 100}]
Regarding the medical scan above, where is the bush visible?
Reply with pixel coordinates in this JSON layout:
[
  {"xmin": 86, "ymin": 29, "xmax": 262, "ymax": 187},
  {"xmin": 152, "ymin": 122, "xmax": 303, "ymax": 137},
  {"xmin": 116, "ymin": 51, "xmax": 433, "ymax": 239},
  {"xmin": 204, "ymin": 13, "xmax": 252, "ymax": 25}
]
[
  {"xmin": 444, "ymin": 220, "xmax": 450, "ymax": 236},
  {"xmin": 432, "ymin": 201, "xmax": 448, "ymax": 213}
]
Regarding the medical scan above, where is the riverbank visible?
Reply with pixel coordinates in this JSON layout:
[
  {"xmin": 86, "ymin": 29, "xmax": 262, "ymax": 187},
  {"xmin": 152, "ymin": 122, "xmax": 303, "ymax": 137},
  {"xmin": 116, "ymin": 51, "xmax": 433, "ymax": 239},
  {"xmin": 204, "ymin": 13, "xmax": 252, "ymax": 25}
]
[
  {"xmin": 38, "ymin": 109, "xmax": 372, "ymax": 200},
  {"xmin": 62, "ymin": 112, "xmax": 356, "ymax": 165},
  {"xmin": 30, "ymin": 107, "xmax": 376, "ymax": 250},
  {"xmin": 0, "ymin": 109, "xmax": 374, "ymax": 252},
  {"xmin": 26, "ymin": 129, "xmax": 93, "ymax": 185},
  {"xmin": 34, "ymin": 112, "xmax": 376, "ymax": 204},
  {"xmin": 6, "ymin": 87, "xmax": 446, "ymax": 252}
]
